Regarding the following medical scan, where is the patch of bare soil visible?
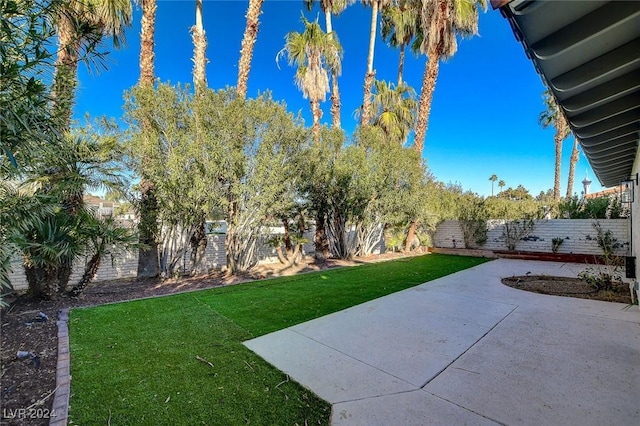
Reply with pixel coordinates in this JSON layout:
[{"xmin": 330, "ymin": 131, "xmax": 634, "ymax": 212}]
[
  {"xmin": 0, "ymin": 252, "xmax": 415, "ymax": 425},
  {"xmin": 501, "ymin": 275, "xmax": 634, "ymax": 304}
]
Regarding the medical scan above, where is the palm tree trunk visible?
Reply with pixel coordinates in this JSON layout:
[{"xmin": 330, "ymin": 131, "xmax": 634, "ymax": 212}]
[
  {"xmin": 330, "ymin": 72, "xmax": 341, "ymax": 129},
  {"xmin": 566, "ymin": 137, "xmax": 579, "ymax": 198},
  {"xmin": 414, "ymin": 52, "xmax": 439, "ymax": 156},
  {"xmin": 139, "ymin": 0, "xmax": 156, "ymax": 87},
  {"xmin": 137, "ymin": 0, "xmax": 160, "ymax": 278},
  {"xmin": 361, "ymin": 0, "xmax": 379, "ymax": 126},
  {"xmin": 398, "ymin": 43, "xmax": 405, "ymax": 86},
  {"xmin": 137, "ymin": 177, "xmax": 160, "ymax": 278},
  {"xmin": 52, "ymin": 13, "xmax": 79, "ymax": 130},
  {"xmin": 57, "ymin": 256, "xmax": 72, "ymax": 294},
  {"xmin": 311, "ymin": 98, "xmax": 322, "ymax": 144},
  {"xmin": 325, "ymin": 8, "xmax": 341, "ymax": 128},
  {"xmin": 237, "ymin": 0, "xmax": 264, "ymax": 100},
  {"xmin": 71, "ymin": 253, "xmax": 101, "ymax": 297},
  {"xmin": 553, "ymin": 130, "xmax": 564, "ymax": 201},
  {"xmin": 24, "ymin": 264, "xmax": 46, "ymax": 300},
  {"xmin": 192, "ymin": 0, "xmax": 207, "ymax": 95}
]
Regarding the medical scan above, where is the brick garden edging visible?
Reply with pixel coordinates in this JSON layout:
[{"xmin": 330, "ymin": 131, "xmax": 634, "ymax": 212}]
[{"xmin": 49, "ymin": 309, "xmax": 70, "ymax": 426}]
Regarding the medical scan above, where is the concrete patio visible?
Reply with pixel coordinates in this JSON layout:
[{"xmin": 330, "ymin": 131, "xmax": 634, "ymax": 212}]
[{"xmin": 245, "ymin": 259, "xmax": 640, "ymax": 425}]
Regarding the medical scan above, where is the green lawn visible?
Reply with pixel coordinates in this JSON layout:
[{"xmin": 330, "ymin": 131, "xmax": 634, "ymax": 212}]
[{"xmin": 69, "ymin": 254, "xmax": 490, "ymax": 425}]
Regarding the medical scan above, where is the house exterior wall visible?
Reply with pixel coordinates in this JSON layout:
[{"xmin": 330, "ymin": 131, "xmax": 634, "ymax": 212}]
[{"xmin": 630, "ymin": 157, "xmax": 640, "ymax": 278}]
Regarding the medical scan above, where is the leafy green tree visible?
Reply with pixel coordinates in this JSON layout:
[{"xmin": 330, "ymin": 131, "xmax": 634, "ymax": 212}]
[
  {"xmin": 125, "ymin": 84, "xmax": 309, "ymax": 275},
  {"xmin": 1, "ymin": 0, "xmax": 59, "ymax": 175},
  {"xmin": 300, "ymin": 126, "xmax": 346, "ymax": 259},
  {"xmin": 497, "ymin": 184, "xmax": 532, "ymax": 201},
  {"xmin": 457, "ymin": 196, "xmax": 488, "ymax": 248},
  {"xmin": 125, "ymin": 83, "xmax": 206, "ymax": 276},
  {"xmin": 354, "ymin": 127, "xmax": 427, "ymax": 254},
  {"xmin": 558, "ymin": 195, "xmax": 627, "ymax": 219},
  {"xmin": 202, "ymin": 92, "xmax": 309, "ymax": 273},
  {"xmin": 311, "ymin": 126, "xmax": 425, "ymax": 258}
]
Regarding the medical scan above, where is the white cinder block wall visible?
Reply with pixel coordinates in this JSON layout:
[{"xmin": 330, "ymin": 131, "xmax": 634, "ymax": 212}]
[
  {"xmin": 433, "ymin": 219, "xmax": 630, "ymax": 256},
  {"xmin": 6, "ymin": 229, "xmax": 332, "ymax": 292}
]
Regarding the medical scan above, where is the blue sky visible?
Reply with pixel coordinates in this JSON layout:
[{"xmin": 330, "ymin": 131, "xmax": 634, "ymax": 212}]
[{"xmin": 72, "ymin": 0, "xmax": 606, "ymax": 197}]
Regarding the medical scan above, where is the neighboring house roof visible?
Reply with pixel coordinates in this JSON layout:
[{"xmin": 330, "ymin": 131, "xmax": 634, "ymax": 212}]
[
  {"xmin": 492, "ymin": 0, "xmax": 640, "ymax": 188},
  {"xmin": 83, "ymin": 194, "xmax": 114, "ymax": 208},
  {"xmin": 584, "ymin": 184, "xmax": 624, "ymax": 199}
]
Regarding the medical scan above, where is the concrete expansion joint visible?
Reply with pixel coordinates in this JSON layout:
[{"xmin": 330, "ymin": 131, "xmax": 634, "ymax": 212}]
[
  {"xmin": 422, "ymin": 390, "xmax": 507, "ymax": 426},
  {"xmin": 333, "ymin": 388, "xmax": 418, "ymax": 405},
  {"xmin": 420, "ymin": 306, "xmax": 518, "ymax": 389}
]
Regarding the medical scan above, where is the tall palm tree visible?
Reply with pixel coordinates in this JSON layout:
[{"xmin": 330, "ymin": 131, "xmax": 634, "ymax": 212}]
[
  {"xmin": 360, "ymin": 0, "xmax": 392, "ymax": 126},
  {"xmin": 139, "ymin": 0, "xmax": 155, "ymax": 87},
  {"xmin": 137, "ymin": 0, "xmax": 160, "ymax": 278},
  {"xmin": 304, "ymin": 0, "xmax": 352, "ymax": 129},
  {"xmin": 539, "ymin": 89, "xmax": 570, "ymax": 201},
  {"xmin": 489, "ymin": 173, "xmax": 497, "ymax": 196},
  {"xmin": 190, "ymin": 0, "xmax": 208, "ymax": 273},
  {"xmin": 370, "ymin": 80, "xmax": 417, "ymax": 144},
  {"xmin": 52, "ymin": 0, "xmax": 133, "ymax": 130},
  {"xmin": 413, "ymin": 0, "xmax": 487, "ymax": 156},
  {"xmin": 498, "ymin": 179, "xmax": 505, "ymax": 193},
  {"xmin": 237, "ymin": 0, "xmax": 265, "ymax": 99},
  {"xmin": 192, "ymin": 0, "xmax": 207, "ymax": 95},
  {"xmin": 566, "ymin": 138, "xmax": 579, "ymax": 198},
  {"xmin": 278, "ymin": 16, "xmax": 341, "ymax": 143},
  {"xmin": 381, "ymin": 0, "xmax": 419, "ymax": 85}
]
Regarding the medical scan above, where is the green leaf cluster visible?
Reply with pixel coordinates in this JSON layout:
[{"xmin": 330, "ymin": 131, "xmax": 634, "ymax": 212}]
[{"xmin": 124, "ymin": 84, "xmax": 310, "ymax": 273}]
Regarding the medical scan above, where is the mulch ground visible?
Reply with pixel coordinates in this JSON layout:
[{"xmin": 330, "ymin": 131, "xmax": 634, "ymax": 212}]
[
  {"xmin": 501, "ymin": 275, "xmax": 634, "ymax": 304},
  {"xmin": 0, "ymin": 253, "xmax": 408, "ymax": 425}
]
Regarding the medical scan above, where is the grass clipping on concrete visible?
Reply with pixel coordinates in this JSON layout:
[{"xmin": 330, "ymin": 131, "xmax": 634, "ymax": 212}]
[{"xmin": 69, "ymin": 254, "xmax": 489, "ymax": 425}]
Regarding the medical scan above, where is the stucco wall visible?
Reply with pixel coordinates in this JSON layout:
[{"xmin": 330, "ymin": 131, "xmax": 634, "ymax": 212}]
[
  {"xmin": 433, "ymin": 219, "xmax": 630, "ymax": 256},
  {"xmin": 630, "ymin": 158, "xmax": 640, "ymax": 278}
]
